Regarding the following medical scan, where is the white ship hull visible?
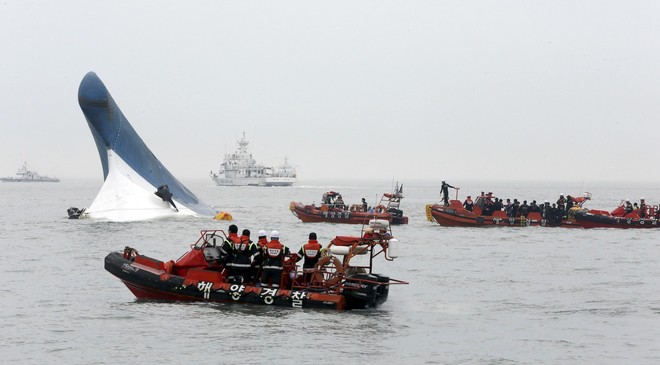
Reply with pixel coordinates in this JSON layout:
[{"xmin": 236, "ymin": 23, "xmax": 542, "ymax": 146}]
[
  {"xmin": 0, "ymin": 177, "xmax": 59, "ymax": 182},
  {"xmin": 210, "ymin": 132, "xmax": 296, "ymax": 187},
  {"xmin": 264, "ymin": 177, "xmax": 296, "ymax": 186},
  {"xmin": 211, "ymin": 175, "xmax": 295, "ymax": 187}
]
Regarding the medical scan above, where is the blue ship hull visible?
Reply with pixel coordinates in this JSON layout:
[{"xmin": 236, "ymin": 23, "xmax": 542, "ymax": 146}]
[{"xmin": 77, "ymin": 72, "xmax": 216, "ymax": 219}]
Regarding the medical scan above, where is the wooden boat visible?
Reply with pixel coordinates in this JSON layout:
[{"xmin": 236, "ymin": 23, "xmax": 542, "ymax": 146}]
[
  {"xmin": 290, "ymin": 183, "xmax": 408, "ymax": 225},
  {"xmin": 105, "ymin": 223, "xmax": 407, "ymax": 310}
]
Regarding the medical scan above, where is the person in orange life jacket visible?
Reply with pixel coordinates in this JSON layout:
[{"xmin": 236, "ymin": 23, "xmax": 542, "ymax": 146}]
[
  {"xmin": 463, "ymin": 196, "xmax": 474, "ymax": 212},
  {"xmin": 228, "ymin": 229, "xmax": 259, "ymax": 284},
  {"xmin": 291, "ymin": 232, "xmax": 324, "ymax": 283},
  {"xmin": 260, "ymin": 230, "xmax": 290, "ymax": 288}
]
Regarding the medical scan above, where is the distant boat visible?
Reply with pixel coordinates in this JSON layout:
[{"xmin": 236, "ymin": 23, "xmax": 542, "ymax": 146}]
[
  {"xmin": 209, "ymin": 132, "xmax": 296, "ymax": 186},
  {"xmin": 0, "ymin": 162, "xmax": 59, "ymax": 182},
  {"xmin": 71, "ymin": 71, "xmax": 217, "ymax": 221}
]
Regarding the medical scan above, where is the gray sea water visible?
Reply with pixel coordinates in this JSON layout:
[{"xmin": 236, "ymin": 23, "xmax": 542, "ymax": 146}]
[{"xmin": 1, "ymin": 178, "xmax": 659, "ymax": 364}]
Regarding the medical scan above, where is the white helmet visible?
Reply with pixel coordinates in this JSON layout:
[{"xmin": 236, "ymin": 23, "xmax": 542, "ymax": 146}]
[
  {"xmin": 270, "ymin": 230, "xmax": 279, "ymax": 239},
  {"xmin": 258, "ymin": 230, "xmax": 267, "ymax": 237}
]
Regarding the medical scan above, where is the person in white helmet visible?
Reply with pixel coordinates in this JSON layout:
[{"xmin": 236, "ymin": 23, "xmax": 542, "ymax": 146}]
[{"xmin": 260, "ymin": 230, "xmax": 290, "ymax": 288}]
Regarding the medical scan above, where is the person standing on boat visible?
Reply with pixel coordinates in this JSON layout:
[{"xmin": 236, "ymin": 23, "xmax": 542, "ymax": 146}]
[
  {"xmin": 520, "ymin": 200, "xmax": 530, "ymax": 217},
  {"xmin": 335, "ymin": 195, "xmax": 345, "ymax": 209},
  {"xmin": 530, "ymin": 200, "xmax": 540, "ymax": 213},
  {"xmin": 463, "ymin": 196, "xmax": 474, "ymax": 212},
  {"xmin": 440, "ymin": 181, "xmax": 457, "ymax": 206},
  {"xmin": 291, "ymin": 232, "xmax": 324, "ymax": 284},
  {"xmin": 624, "ymin": 199, "xmax": 634, "ymax": 215},
  {"xmin": 219, "ymin": 224, "xmax": 239, "ymax": 268},
  {"xmin": 250, "ymin": 230, "xmax": 269, "ymax": 282},
  {"xmin": 556, "ymin": 195, "xmax": 566, "ymax": 218},
  {"xmin": 565, "ymin": 195, "xmax": 574, "ymax": 215},
  {"xmin": 639, "ymin": 198, "xmax": 647, "ymax": 218},
  {"xmin": 228, "ymin": 229, "xmax": 259, "ymax": 284},
  {"xmin": 475, "ymin": 192, "xmax": 486, "ymax": 209},
  {"xmin": 260, "ymin": 231, "xmax": 290, "ymax": 288},
  {"xmin": 361, "ymin": 198, "xmax": 368, "ymax": 212}
]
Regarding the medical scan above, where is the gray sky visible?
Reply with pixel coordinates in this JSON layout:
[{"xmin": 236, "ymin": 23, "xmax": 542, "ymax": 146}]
[{"xmin": 1, "ymin": 1, "xmax": 659, "ymax": 183}]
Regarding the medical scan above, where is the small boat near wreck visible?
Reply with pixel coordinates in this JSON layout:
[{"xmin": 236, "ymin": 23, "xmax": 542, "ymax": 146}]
[
  {"xmin": 105, "ymin": 222, "xmax": 406, "ymax": 310},
  {"xmin": 426, "ymin": 192, "xmax": 591, "ymax": 227},
  {"xmin": 573, "ymin": 199, "xmax": 660, "ymax": 229},
  {"xmin": 289, "ymin": 183, "xmax": 408, "ymax": 225}
]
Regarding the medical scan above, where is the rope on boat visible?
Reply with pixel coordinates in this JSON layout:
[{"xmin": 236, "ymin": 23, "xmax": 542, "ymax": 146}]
[{"xmin": 425, "ymin": 204, "xmax": 434, "ymax": 222}]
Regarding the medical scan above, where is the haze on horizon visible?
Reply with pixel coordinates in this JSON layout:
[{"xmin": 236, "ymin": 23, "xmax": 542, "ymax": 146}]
[{"xmin": 1, "ymin": 1, "xmax": 659, "ymax": 185}]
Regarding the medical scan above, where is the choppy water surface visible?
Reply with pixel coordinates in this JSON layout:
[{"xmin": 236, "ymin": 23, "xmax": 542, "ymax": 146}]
[{"xmin": 1, "ymin": 179, "xmax": 659, "ymax": 364}]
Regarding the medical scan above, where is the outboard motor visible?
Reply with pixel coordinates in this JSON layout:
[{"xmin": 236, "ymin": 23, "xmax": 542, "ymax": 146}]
[
  {"xmin": 343, "ymin": 273, "xmax": 381, "ymax": 309},
  {"xmin": 387, "ymin": 207, "xmax": 403, "ymax": 218},
  {"xmin": 155, "ymin": 184, "xmax": 179, "ymax": 212}
]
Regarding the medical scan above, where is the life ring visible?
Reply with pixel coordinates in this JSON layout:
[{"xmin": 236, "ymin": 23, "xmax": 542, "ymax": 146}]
[
  {"xmin": 313, "ymin": 255, "xmax": 345, "ymax": 287},
  {"xmin": 375, "ymin": 205, "xmax": 386, "ymax": 213}
]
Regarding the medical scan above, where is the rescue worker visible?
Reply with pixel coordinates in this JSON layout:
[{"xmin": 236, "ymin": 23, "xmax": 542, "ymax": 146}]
[
  {"xmin": 566, "ymin": 195, "xmax": 574, "ymax": 213},
  {"xmin": 440, "ymin": 181, "xmax": 457, "ymax": 206},
  {"xmin": 530, "ymin": 200, "xmax": 540, "ymax": 213},
  {"xmin": 361, "ymin": 198, "xmax": 368, "ymax": 212},
  {"xmin": 335, "ymin": 195, "xmax": 345, "ymax": 209},
  {"xmin": 256, "ymin": 230, "xmax": 269, "ymax": 249},
  {"xmin": 519, "ymin": 200, "xmax": 530, "ymax": 217},
  {"xmin": 541, "ymin": 201, "xmax": 551, "ymax": 220},
  {"xmin": 291, "ymin": 232, "xmax": 324, "ymax": 284},
  {"xmin": 463, "ymin": 196, "xmax": 474, "ymax": 212},
  {"xmin": 556, "ymin": 197, "xmax": 565, "ymax": 219},
  {"xmin": 624, "ymin": 199, "xmax": 633, "ymax": 215},
  {"xmin": 222, "ymin": 224, "xmax": 241, "ymax": 278},
  {"xmin": 475, "ymin": 192, "xmax": 486, "ymax": 209},
  {"xmin": 250, "ymin": 230, "xmax": 269, "ymax": 282},
  {"xmin": 640, "ymin": 198, "xmax": 647, "ymax": 218},
  {"xmin": 228, "ymin": 229, "xmax": 259, "ymax": 284},
  {"xmin": 260, "ymin": 230, "xmax": 290, "ymax": 288}
]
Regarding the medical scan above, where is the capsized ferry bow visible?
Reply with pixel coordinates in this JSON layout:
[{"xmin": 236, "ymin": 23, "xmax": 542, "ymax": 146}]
[{"xmin": 77, "ymin": 72, "xmax": 216, "ymax": 221}]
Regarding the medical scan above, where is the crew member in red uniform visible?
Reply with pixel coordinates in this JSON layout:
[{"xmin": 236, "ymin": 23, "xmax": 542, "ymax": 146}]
[
  {"xmin": 260, "ymin": 230, "xmax": 290, "ymax": 288},
  {"xmin": 228, "ymin": 229, "xmax": 259, "ymax": 284},
  {"xmin": 222, "ymin": 224, "xmax": 241, "ymax": 279},
  {"xmin": 291, "ymin": 232, "xmax": 324, "ymax": 283}
]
